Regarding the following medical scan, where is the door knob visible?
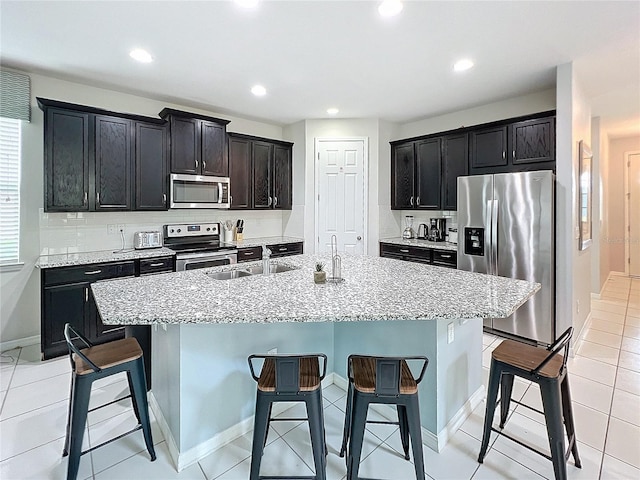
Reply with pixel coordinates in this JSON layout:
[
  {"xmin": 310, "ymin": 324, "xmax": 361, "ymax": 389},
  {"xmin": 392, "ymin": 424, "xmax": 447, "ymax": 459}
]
[{"xmin": 357, "ymin": 236, "xmax": 362, "ymax": 241}]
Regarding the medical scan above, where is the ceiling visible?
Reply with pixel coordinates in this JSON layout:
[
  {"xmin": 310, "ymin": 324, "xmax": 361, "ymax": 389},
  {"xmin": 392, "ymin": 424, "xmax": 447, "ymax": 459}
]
[{"xmin": 1, "ymin": 1, "xmax": 639, "ymax": 136}]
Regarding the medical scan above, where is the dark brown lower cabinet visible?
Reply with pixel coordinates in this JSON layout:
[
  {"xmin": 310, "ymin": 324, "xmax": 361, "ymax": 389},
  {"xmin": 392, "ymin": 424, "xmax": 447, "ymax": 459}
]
[{"xmin": 379, "ymin": 242, "xmax": 457, "ymax": 269}]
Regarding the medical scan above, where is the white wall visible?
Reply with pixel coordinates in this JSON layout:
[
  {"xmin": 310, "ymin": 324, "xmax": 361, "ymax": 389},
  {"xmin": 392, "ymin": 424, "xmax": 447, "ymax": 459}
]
[
  {"xmin": 591, "ymin": 117, "xmax": 603, "ymax": 294},
  {"xmin": 556, "ymin": 62, "xmax": 592, "ymax": 340},
  {"xmin": 599, "ymin": 130, "xmax": 611, "ymax": 287},
  {"xmin": 607, "ymin": 135, "xmax": 640, "ymax": 273},
  {"xmin": 0, "ymin": 71, "xmax": 287, "ymax": 346}
]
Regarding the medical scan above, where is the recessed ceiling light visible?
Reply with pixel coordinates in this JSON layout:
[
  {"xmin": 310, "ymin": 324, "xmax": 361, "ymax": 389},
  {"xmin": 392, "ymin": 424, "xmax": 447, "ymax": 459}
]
[
  {"xmin": 129, "ymin": 48, "xmax": 153, "ymax": 63},
  {"xmin": 251, "ymin": 85, "xmax": 267, "ymax": 96},
  {"xmin": 453, "ymin": 59, "xmax": 474, "ymax": 72},
  {"xmin": 378, "ymin": 1, "xmax": 403, "ymax": 17},
  {"xmin": 327, "ymin": 108, "xmax": 339, "ymax": 115},
  {"xmin": 235, "ymin": 0, "xmax": 259, "ymax": 7}
]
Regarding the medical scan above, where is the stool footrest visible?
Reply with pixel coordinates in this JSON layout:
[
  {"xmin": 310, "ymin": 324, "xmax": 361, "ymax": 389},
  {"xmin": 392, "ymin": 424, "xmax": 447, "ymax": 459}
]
[
  {"xmin": 87, "ymin": 394, "xmax": 132, "ymax": 414},
  {"xmin": 490, "ymin": 426, "xmax": 576, "ymax": 464},
  {"xmin": 80, "ymin": 425, "xmax": 142, "ymax": 456},
  {"xmin": 269, "ymin": 417, "xmax": 308, "ymax": 422},
  {"xmin": 509, "ymin": 398, "xmax": 544, "ymax": 417}
]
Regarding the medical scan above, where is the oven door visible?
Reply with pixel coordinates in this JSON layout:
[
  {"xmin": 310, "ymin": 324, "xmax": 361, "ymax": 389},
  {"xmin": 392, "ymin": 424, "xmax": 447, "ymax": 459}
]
[
  {"xmin": 176, "ymin": 250, "xmax": 238, "ymax": 271},
  {"xmin": 170, "ymin": 174, "xmax": 230, "ymax": 209}
]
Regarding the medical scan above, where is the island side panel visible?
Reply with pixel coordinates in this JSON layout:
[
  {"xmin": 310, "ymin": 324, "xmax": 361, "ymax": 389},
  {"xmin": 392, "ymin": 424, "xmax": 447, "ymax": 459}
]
[{"xmin": 172, "ymin": 322, "xmax": 335, "ymax": 453}]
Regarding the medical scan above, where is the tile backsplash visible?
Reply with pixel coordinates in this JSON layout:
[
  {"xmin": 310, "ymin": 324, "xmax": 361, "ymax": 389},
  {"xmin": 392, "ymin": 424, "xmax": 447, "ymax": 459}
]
[
  {"xmin": 394, "ymin": 210, "xmax": 458, "ymax": 237},
  {"xmin": 39, "ymin": 209, "xmax": 285, "ymax": 255}
]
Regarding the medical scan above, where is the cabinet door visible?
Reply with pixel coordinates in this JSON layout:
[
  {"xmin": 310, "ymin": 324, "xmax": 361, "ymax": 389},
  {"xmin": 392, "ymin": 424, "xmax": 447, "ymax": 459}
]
[
  {"xmin": 87, "ymin": 289, "xmax": 124, "ymax": 344},
  {"xmin": 42, "ymin": 282, "xmax": 89, "ymax": 359},
  {"xmin": 415, "ymin": 138, "xmax": 441, "ymax": 209},
  {"xmin": 95, "ymin": 115, "xmax": 132, "ymax": 210},
  {"xmin": 45, "ymin": 108, "xmax": 90, "ymax": 212},
  {"xmin": 135, "ymin": 122, "xmax": 167, "ymax": 210},
  {"xmin": 391, "ymin": 142, "xmax": 415, "ymax": 209},
  {"xmin": 169, "ymin": 116, "xmax": 199, "ymax": 174},
  {"xmin": 470, "ymin": 126, "xmax": 507, "ymax": 169},
  {"xmin": 511, "ymin": 117, "xmax": 555, "ymax": 164},
  {"xmin": 273, "ymin": 144, "xmax": 292, "ymax": 209},
  {"xmin": 252, "ymin": 141, "xmax": 273, "ymax": 209},
  {"xmin": 442, "ymin": 133, "xmax": 469, "ymax": 210},
  {"xmin": 201, "ymin": 121, "xmax": 228, "ymax": 176},
  {"xmin": 229, "ymin": 136, "xmax": 252, "ymax": 209}
]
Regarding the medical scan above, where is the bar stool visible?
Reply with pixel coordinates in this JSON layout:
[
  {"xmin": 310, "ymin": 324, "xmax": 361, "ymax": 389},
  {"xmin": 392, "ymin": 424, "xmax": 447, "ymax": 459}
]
[
  {"xmin": 248, "ymin": 353, "xmax": 328, "ymax": 480},
  {"xmin": 339, "ymin": 355, "xmax": 429, "ymax": 480},
  {"xmin": 63, "ymin": 324, "xmax": 156, "ymax": 480},
  {"xmin": 477, "ymin": 327, "xmax": 581, "ymax": 480}
]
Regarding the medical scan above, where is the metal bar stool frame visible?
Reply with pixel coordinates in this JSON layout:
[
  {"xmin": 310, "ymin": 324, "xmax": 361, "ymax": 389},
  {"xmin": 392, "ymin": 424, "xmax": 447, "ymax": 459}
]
[
  {"xmin": 477, "ymin": 327, "xmax": 581, "ymax": 480},
  {"xmin": 248, "ymin": 353, "xmax": 328, "ymax": 480},
  {"xmin": 63, "ymin": 323, "xmax": 156, "ymax": 480},
  {"xmin": 339, "ymin": 354, "xmax": 429, "ymax": 480}
]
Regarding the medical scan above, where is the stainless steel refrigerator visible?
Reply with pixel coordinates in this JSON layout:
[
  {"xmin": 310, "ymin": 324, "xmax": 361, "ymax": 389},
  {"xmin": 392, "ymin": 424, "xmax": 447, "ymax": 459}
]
[{"xmin": 457, "ymin": 171, "xmax": 561, "ymax": 345}]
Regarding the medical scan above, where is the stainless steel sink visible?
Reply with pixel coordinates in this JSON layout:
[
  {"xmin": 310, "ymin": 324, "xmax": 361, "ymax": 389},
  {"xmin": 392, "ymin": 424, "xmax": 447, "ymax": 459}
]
[
  {"xmin": 244, "ymin": 264, "xmax": 299, "ymax": 275},
  {"xmin": 206, "ymin": 270, "xmax": 253, "ymax": 280}
]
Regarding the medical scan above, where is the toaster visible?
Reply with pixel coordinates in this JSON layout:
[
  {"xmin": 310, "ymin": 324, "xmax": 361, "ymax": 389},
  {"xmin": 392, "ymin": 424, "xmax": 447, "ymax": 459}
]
[{"xmin": 133, "ymin": 231, "xmax": 163, "ymax": 249}]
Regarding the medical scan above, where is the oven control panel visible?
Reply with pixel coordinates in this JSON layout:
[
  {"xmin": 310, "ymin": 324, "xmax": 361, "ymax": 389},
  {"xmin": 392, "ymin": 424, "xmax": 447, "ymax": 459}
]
[{"xmin": 164, "ymin": 223, "xmax": 220, "ymax": 238}]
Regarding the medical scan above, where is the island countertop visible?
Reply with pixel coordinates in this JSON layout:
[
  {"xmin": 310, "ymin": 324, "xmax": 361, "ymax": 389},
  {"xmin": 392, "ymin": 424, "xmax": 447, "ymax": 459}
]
[{"xmin": 92, "ymin": 253, "xmax": 539, "ymax": 325}]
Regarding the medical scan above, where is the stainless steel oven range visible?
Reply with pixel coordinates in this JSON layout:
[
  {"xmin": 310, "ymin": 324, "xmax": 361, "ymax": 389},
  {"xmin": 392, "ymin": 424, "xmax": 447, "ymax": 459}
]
[{"xmin": 163, "ymin": 223, "xmax": 237, "ymax": 271}]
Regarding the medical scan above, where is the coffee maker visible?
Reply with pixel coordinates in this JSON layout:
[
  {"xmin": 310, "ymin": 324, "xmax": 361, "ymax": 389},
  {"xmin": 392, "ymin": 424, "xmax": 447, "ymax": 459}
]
[{"xmin": 428, "ymin": 218, "xmax": 447, "ymax": 242}]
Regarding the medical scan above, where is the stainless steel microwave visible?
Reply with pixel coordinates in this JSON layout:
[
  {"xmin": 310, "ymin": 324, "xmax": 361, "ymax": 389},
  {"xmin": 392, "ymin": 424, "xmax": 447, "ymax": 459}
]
[{"xmin": 170, "ymin": 174, "xmax": 231, "ymax": 209}]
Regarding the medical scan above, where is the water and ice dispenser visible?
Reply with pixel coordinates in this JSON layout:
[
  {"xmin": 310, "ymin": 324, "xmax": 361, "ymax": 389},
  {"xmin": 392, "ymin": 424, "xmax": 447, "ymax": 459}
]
[{"xmin": 464, "ymin": 227, "xmax": 485, "ymax": 256}]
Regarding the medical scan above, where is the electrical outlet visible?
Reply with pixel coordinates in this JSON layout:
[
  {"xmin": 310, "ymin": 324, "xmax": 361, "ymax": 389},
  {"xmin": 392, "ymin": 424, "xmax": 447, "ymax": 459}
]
[
  {"xmin": 117, "ymin": 224, "xmax": 125, "ymax": 233},
  {"xmin": 447, "ymin": 322, "xmax": 454, "ymax": 344},
  {"xmin": 576, "ymin": 300, "xmax": 580, "ymax": 314},
  {"xmin": 268, "ymin": 347, "xmax": 278, "ymax": 355},
  {"xmin": 107, "ymin": 224, "xmax": 117, "ymax": 235}
]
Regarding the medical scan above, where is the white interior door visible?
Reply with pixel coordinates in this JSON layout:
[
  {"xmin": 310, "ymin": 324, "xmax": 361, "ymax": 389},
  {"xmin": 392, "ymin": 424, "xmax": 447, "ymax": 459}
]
[
  {"xmin": 629, "ymin": 153, "xmax": 640, "ymax": 277},
  {"xmin": 316, "ymin": 138, "xmax": 367, "ymax": 254}
]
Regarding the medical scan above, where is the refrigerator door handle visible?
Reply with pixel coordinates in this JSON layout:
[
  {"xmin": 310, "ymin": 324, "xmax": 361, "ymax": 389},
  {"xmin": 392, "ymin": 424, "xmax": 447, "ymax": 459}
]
[
  {"xmin": 486, "ymin": 199, "xmax": 494, "ymax": 275},
  {"xmin": 491, "ymin": 198, "xmax": 499, "ymax": 276}
]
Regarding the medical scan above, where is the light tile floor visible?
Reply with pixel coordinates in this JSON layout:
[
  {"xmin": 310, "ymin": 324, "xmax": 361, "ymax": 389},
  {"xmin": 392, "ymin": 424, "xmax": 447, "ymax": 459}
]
[{"xmin": 1, "ymin": 276, "xmax": 639, "ymax": 479}]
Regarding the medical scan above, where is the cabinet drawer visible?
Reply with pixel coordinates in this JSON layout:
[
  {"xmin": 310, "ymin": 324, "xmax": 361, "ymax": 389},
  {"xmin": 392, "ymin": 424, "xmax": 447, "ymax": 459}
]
[
  {"xmin": 139, "ymin": 256, "xmax": 175, "ymax": 275},
  {"xmin": 237, "ymin": 246, "xmax": 262, "ymax": 262},
  {"xmin": 432, "ymin": 250, "xmax": 457, "ymax": 268},
  {"xmin": 380, "ymin": 243, "xmax": 432, "ymax": 262},
  {"xmin": 269, "ymin": 242, "xmax": 303, "ymax": 258},
  {"xmin": 43, "ymin": 261, "xmax": 136, "ymax": 286}
]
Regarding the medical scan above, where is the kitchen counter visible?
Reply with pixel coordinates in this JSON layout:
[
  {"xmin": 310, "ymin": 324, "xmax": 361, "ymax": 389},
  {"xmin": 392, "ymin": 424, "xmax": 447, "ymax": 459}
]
[
  {"xmin": 379, "ymin": 237, "xmax": 458, "ymax": 251},
  {"xmin": 90, "ymin": 253, "xmax": 539, "ymax": 466},
  {"xmin": 36, "ymin": 247, "xmax": 176, "ymax": 269},
  {"xmin": 92, "ymin": 253, "xmax": 538, "ymax": 325},
  {"xmin": 221, "ymin": 235, "xmax": 304, "ymax": 248}
]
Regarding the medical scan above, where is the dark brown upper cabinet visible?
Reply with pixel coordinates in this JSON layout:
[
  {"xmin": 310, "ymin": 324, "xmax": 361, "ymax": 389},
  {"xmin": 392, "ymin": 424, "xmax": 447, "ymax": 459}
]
[
  {"xmin": 228, "ymin": 133, "xmax": 293, "ymax": 210},
  {"xmin": 39, "ymin": 97, "xmax": 169, "ymax": 213},
  {"xmin": 391, "ymin": 142, "xmax": 415, "ymax": 209},
  {"xmin": 511, "ymin": 116, "xmax": 555, "ymax": 164},
  {"xmin": 442, "ymin": 133, "xmax": 469, "ymax": 210},
  {"xmin": 415, "ymin": 138, "xmax": 441, "ymax": 209},
  {"xmin": 135, "ymin": 122, "xmax": 168, "ymax": 210},
  {"xmin": 159, "ymin": 108, "xmax": 230, "ymax": 177},
  {"xmin": 470, "ymin": 126, "xmax": 508, "ymax": 169},
  {"xmin": 94, "ymin": 115, "xmax": 132, "ymax": 211}
]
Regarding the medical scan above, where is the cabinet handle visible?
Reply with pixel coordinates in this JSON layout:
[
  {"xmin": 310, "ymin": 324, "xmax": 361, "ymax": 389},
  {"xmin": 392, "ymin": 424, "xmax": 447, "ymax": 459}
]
[
  {"xmin": 512, "ymin": 150, "xmax": 516, "ymax": 158},
  {"xmin": 278, "ymin": 247, "xmax": 287, "ymax": 251},
  {"xmin": 410, "ymin": 196, "xmax": 414, "ymax": 206},
  {"xmin": 202, "ymin": 160, "xmax": 206, "ymax": 170},
  {"xmin": 84, "ymin": 269, "xmax": 102, "ymax": 275},
  {"xmin": 96, "ymin": 192, "xmax": 100, "ymax": 204},
  {"xmin": 243, "ymin": 251, "xmax": 254, "ymax": 256},
  {"xmin": 416, "ymin": 196, "xmax": 420, "ymax": 206},
  {"xmin": 440, "ymin": 254, "xmax": 452, "ymax": 259},
  {"xmin": 273, "ymin": 196, "xmax": 278, "ymax": 207},
  {"xmin": 502, "ymin": 151, "xmax": 506, "ymax": 160},
  {"xmin": 195, "ymin": 159, "xmax": 199, "ymax": 169},
  {"xmin": 83, "ymin": 192, "xmax": 88, "ymax": 206},
  {"xmin": 163, "ymin": 194, "xmax": 167, "ymax": 205},
  {"xmin": 85, "ymin": 287, "xmax": 88, "ymax": 302},
  {"xmin": 268, "ymin": 196, "xmax": 272, "ymax": 206},
  {"xmin": 400, "ymin": 249, "xmax": 409, "ymax": 253},
  {"xmin": 149, "ymin": 262, "xmax": 164, "ymax": 267}
]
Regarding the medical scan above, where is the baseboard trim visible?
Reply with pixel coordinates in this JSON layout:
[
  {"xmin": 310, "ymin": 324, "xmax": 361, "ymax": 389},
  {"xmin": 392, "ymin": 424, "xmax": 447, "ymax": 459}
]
[
  {"xmin": 148, "ymin": 392, "xmax": 181, "ymax": 471},
  {"xmin": 609, "ymin": 271, "xmax": 627, "ymax": 278},
  {"xmin": 0, "ymin": 334, "xmax": 40, "ymax": 352},
  {"xmin": 591, "ymin": 292, "xmax": 601, "ymax": 300}
]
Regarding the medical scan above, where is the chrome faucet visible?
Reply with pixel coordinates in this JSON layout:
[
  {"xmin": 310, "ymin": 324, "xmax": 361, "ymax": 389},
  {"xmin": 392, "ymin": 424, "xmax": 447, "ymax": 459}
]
[{"xmin": 262, "ymin": 245, "xmax": 272, "ymax": 275}]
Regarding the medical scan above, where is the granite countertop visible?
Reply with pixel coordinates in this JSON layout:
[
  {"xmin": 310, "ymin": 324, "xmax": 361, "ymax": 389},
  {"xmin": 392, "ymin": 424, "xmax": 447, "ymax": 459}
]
[
  {"xmin": 222, "ymin": 236, "xmax": 304, "ymax": 249},
  {"xmin": 36, "ymin": 247, "xmax": 176, "ymax": 269},
  {"xmin": 92, "ymin": 253, "xmax": 539, "ymax": 326},
  {"xmin": 379, "ymin": 237, "xmax": 458, "ymax": 252}
]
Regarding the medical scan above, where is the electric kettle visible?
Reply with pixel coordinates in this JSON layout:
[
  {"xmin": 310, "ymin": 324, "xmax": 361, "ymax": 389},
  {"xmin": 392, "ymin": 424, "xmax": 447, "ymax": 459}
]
[{"xmin": 417, "ymin": 224, "xmax": 428, "ymax": 239}]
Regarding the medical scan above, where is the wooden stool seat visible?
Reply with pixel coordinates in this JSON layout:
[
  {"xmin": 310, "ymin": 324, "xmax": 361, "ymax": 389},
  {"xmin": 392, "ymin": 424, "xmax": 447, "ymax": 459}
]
[
  {"xmin": 351, "ymin": 357, "xmax": 418, "ymax": 394},
  {"xmin": 492, "ymin": 339, "xmax": 563, "ymax": 378},
  {"xmin": 257, "ymin": 356, "xmax": 321, "ymax": 392},
  {"xmin": 75, "ymin": 337, "xmax": 143, "ymax": 375}
]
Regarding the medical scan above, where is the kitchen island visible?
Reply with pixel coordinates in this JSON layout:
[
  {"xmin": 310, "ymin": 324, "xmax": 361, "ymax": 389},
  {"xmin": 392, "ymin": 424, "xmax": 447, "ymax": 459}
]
[{"xmin": 91, "ymin": 254, "xmax": 539, "ymax": 470}]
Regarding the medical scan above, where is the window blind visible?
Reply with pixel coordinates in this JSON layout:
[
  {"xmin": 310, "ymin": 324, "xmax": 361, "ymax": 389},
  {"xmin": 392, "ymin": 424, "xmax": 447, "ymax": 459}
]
[{"xmin": 0, "ymin": 117, "xmax": 21, "ymax": 265}]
